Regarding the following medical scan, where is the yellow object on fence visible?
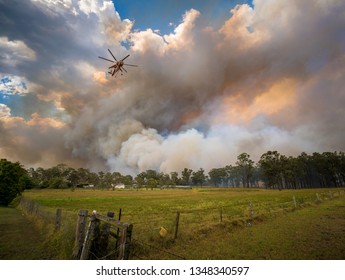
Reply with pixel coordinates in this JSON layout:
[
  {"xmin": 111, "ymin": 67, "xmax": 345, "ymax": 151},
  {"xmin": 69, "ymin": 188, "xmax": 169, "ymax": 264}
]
[{"xmin": 159, "ymin": 227, "xmax": 168, "ymax": 237}]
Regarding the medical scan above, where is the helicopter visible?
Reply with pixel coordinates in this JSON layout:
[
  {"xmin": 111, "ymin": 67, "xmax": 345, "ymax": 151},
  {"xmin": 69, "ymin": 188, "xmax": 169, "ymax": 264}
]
[{"xmin": 98, "ymin": 49, "xmax": 138, "ymax": 78}]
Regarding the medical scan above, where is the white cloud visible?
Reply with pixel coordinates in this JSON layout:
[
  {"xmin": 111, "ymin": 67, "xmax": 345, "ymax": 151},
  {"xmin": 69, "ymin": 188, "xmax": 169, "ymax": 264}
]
[
  {"xmin": 129, "ymin": 9, "xmax": 200, "ymax": 54},
  {"xmin": 0, "ymin": 75, "xmax": 30, "ymax": 96},
  {"xmin": 0, "ymin": 104, "xmax": 11, "ymax": 118},
  {"xmin": 163, "ymin": 9, "xmax": 200, "ymax": 51},
  {"xmin": 219, "ymin": 4, "xmax": 268, "ymax": 50},
  {"xmin": 0, "ymin": 37, "xmax": 36, "ymax": 66},
  {"xmin": 32, "ymin": 0, "xmax": 72, "ymax": 9},
  {"xmin": 79, "ymin": 0, "xmax": 133, "ymax": 42},
  {"xmin": 78, "ymin": 0, "xmax": 98, "ymax": 15},
  {"xmin": 31, "ymin": 0, "xmax": 73, "ymax": 17},
  {"xmin": 129, "ymin": 29, "xmax": 167, "ymax": 54}
]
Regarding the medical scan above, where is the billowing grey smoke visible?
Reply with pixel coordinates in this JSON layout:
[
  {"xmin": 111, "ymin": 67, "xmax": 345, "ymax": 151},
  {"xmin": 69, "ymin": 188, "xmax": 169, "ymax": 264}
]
[{"xmin": 0, "ymin": 0, "xmax": 344, "ymax": 175}]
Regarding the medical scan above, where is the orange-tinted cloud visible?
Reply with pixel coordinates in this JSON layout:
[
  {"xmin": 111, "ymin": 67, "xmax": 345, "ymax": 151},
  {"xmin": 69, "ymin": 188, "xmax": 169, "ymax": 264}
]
[{"xmin": 215, "ymin": 78, "xmax": 297, "ymax": 125}]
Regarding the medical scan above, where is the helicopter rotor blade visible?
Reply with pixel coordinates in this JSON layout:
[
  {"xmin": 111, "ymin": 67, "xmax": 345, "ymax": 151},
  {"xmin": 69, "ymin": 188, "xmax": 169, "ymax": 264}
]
[
  {"xmin": 121, "ymin": 54, "xmax": 130, "ymax": 61},
  {"xmin": 108, "ymin": 49, "xmax": 118, "ymax": 61},
  {"xmin": 121, "ymin": 67, "xmax": 128, "ymax": 73},
  {"xmin": 124, "ymin": 64, "xmax": 138, "ymax": 67},
  {"xmin": 99, "ymin": 56, "xmax": 115, "ymax": 63}
]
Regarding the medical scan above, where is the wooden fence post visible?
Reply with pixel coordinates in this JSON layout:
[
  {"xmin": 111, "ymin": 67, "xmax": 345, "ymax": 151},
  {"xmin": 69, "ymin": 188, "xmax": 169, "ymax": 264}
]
[
  {"xmin": 292, "ymin": 196, "xmax": 297, "ymax": 208},
  {"xmin": 316, "ymin": 193, "xmax": 321, "ymax": 202},
  {"xmin": 219, "ymin": 207, "xmax": 223, "ymax": 223},
  {"xmin": 73, "ymin": 209, "xmax": 134, "ymax": 260},
  {"xmin": 249, "ymin": 201, "xmax": 254, "ymax": 221},
  {"xmin": 55, "ymin": 208, "xmax": 62, "ymax": 231},
  {"xmin": 80, "ymin": 212, "xmax": 99, "ymax": 260},
  {"xmin": 117, "ymin": 209, "xmax": 123, "ymax": 232},
  {"xmin": 72, "ymin": 209, "xmax": 88, "ymax": 259},
  {"xmin": 98, "ymin": 211, "xmax": 115, "ymax": 258},
  {"xmin": 115, "ymin": 208, "xmax": 122, "ymax": 254},
  {"xmin": 174, "ymin": 211, "xmax": 180, "ymax": 240},
  {"xmin": 118, "ymin": 223, "xmax": 133, "ymax": 260}
]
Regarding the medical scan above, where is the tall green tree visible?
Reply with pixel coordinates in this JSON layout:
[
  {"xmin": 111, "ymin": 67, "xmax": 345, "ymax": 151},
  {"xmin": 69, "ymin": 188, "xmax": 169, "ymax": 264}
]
[
  {"xmin": 170, "ymin": 172, "xmax": 179, "ymax": 186},
  {"xmin": 191, "ymin": 168, "xmax": 206, "ymax": 186},
  {"xmin": 159, "ymin": 173, "xmax": 171, "ymax": 186},
  {"xmin": 224, "ymin": 165, "xmax": 241, "ymax": 187},
  {"xmin": 258, "ymin": 151, "xmax": 283, "ymax": 189},
  {"xmin": 135, "ymin": 172, "xmax": 146, "ymax": 188},
  {"xmin": 236, "ymin": 153, "xmax": 254, "ymax": 187},
  {"xmin": 208, "ymin": 167, "xmax": 227, "ymax": 186},
  {"xmin": 0, "ymin": 159, "xmax": 30, "ymax": 206},
  {"xmin": 181, "ymin": 168, "xmax": 193, "ymax": 185}
]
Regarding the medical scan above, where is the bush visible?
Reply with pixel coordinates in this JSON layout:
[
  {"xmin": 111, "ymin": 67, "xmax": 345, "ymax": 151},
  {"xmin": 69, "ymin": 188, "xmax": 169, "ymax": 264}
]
[{"xmin": 0, "ymin": 158, "xmax": 30, "ymax": 206}]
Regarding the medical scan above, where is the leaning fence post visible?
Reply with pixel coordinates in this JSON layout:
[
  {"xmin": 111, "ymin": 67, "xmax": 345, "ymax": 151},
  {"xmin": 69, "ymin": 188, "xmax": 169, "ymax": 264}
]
[
  {"xmin": 118, "ymin": 223, "xmax": 133, "ymax": 260},
  {"xmin": 73, "ymin": 209, "xmax": 88, "ymax": 259},
  {"xmin": 80, "ymin": 211, "xmax": 99, "ymax": 260},
  {"xmin": 174, "ymin": 211, "xmax": 180, "ymax": 240},
  {"xmin": 292, "ymin": 196, "xmax": 297, "ymax": 208},
  {"xmin": 55, "ymin": 208, "xmax": 62, "ymax": 231}
]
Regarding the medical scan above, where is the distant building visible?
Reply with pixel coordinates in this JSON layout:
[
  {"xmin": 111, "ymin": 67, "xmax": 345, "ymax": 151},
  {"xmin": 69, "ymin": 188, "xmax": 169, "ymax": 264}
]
[
  {"xmin": 175, "ymin": 185, "xmax": 192, "ymax": 189},
  {"xmin": 76, "ymin": 183, "xmax": 94, "ymax": 188},
  {"xmin": 114, "ymin": 183, "xmax": 125, "ymax": 189}
]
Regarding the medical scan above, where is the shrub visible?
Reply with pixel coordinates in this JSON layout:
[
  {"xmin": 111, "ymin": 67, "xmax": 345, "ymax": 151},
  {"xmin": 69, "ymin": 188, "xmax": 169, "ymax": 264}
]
[{"xmin": 0, "ymin": 158, "xmax": 30, "ymax": 206}]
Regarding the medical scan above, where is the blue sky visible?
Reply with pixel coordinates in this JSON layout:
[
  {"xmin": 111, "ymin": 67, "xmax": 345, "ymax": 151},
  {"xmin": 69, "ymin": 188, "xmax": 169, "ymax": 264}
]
[{"xmin": 114, "ymin": 0, "xmax": 252, "ymax": 34}]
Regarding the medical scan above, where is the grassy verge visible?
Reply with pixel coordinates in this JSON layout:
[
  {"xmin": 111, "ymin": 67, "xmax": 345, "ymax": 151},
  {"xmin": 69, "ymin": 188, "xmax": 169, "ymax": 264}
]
[
  {"xmin": 17, "ymin": 197, "xmax": 77, "ymax": 260},
  {"xmin": 0, "ymin": 206, "xmax": 49, "ymax": 259}
]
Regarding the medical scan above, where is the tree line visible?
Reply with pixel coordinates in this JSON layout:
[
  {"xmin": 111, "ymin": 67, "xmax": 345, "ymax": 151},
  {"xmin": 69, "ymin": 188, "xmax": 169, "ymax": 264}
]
[
  {"xmin": 24, "ymin": 150, "xmax": 345, "ymax": 190},
  {"xmin": 2, "ymin": 151, "xmax": 343, "ymax": 206}
]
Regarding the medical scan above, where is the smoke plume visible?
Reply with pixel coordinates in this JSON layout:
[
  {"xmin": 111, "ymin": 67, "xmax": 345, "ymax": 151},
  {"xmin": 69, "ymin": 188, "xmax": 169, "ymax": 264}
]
[{"xmin": 0, "ymin": 0, "xmax": 344, "ymax": 174}]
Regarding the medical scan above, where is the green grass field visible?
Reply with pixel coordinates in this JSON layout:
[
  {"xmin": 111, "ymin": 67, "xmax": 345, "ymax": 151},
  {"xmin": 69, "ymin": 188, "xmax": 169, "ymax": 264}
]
[{"xmin": 15, "ymin": 187, "xmax": 345, "ymax": 260}]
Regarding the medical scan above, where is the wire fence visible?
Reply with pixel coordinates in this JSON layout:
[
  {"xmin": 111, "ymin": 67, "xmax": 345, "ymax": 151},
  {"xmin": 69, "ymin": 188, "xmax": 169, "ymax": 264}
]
[
  {"xmin": 121, "ymin": 189, "xmax": 345, "ymax": 259},
  {"xmin": 17, "ymin": 189, "xmax": 345, "ymax": 260}
]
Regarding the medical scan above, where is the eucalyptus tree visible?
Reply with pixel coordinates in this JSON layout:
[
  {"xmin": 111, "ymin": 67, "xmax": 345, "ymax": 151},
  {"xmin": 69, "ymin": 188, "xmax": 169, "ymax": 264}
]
[
  {"xmin": 208, "ymin": 167, "xmax": 227, "ymax": 186},
  {"xmin": 181, "ymin": 168, "xmax": 193, "ymax": 185},
  {"xmin": 191, "ymin": 168, "xmax": 206, "ymax": 186},
  {"xmin": 236, "ymin": 153, "xmax": 254, "ymax": 187},
  {"xmin": 258, "ymin": 151, "xmax": 283, "ymax": 189}
]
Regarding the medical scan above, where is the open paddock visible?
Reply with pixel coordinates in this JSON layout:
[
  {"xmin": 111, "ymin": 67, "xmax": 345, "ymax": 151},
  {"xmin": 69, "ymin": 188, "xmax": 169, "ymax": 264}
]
[{"xmin": 19, "ymin": 187, "xmax": 345, "ymax": 259}]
